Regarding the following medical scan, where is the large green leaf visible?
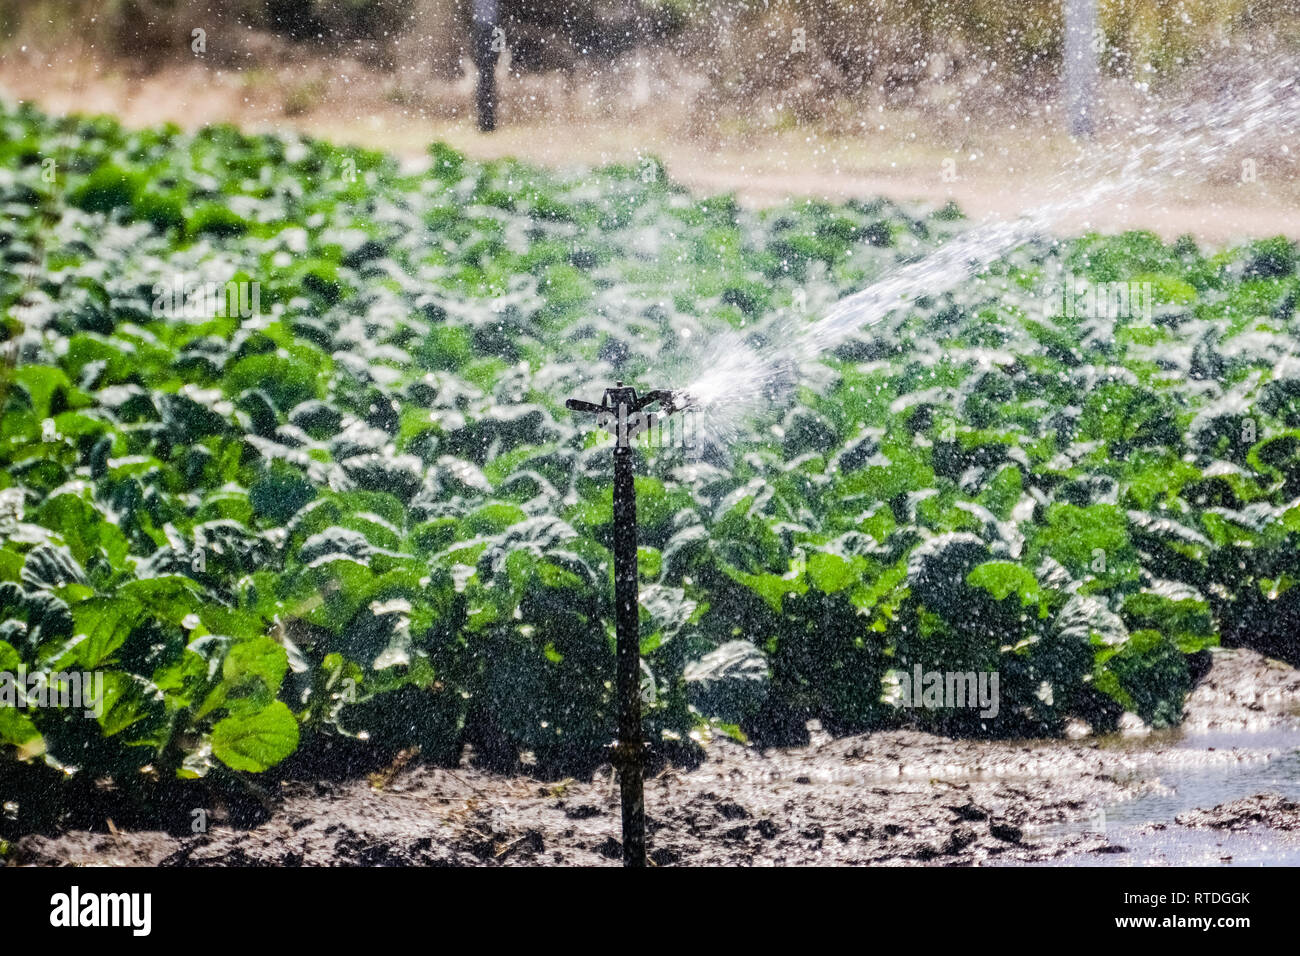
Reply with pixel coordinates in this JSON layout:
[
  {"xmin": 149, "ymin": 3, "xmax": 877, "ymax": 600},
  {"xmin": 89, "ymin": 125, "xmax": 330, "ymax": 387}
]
[{"xmin": 211, "ymin": 700, "xmax": 300, "ymax": 772}]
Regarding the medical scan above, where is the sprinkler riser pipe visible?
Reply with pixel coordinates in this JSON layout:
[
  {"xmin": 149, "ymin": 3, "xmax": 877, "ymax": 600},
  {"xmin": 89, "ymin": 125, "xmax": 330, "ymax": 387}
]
[
  {"xmin": 566, "ymin": 381, "xmax": 689, "ymax": 867},
  {"xmin": 471, "ymin": 0, "xmax": 498, "ymax": 132},
  {"xmin": 612, "ymin": 442, "xmax": 646, "ymax": 867}
]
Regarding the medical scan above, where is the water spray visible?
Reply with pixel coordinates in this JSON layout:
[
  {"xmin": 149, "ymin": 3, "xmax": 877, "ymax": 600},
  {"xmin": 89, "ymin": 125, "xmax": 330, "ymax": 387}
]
[
  {"xmin": 665, "ymin": 71, "xmax": 1300, "ymax": 435},
  {"xmin": 564, "ymin": 381, "xmax": 694, "ymax": 867}
]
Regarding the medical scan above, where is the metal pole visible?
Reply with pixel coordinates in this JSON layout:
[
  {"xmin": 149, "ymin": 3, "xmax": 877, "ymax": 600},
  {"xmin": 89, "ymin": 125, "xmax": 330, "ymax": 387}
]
[
  {"xmin": 612, "ymin": 408, "xmax": 646, "ymax": 868},
  {"xmin": 471, "ymin": 0, "xmax": 498, "ymax": 132},
  {"xmin": 1064, "ymin": 0, "xmax": 1098, "ymax": 138}
]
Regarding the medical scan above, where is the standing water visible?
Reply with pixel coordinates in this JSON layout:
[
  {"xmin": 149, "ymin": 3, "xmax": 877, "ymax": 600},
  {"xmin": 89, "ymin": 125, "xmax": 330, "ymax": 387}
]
[{"xmin": 1018, "ymin": 727, "xmax": 1300, "ymax": 866}]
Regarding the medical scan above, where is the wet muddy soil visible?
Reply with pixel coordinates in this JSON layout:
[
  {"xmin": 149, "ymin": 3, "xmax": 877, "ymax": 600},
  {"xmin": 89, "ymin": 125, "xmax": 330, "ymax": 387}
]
[
  {"xmin": 10, "ymin": 647, "xmax": 1300, "ymax": 866},
  {"xmin": 1174, "ymin": 793, "xmax": 1300, "ymax": 831}
]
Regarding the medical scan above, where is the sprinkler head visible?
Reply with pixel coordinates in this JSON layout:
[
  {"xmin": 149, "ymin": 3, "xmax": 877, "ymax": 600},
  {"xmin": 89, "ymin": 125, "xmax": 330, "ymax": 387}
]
[
  {"xmin": 565, "ymin": 383, "xmax": 691, "ymax": 417},
  {"xmin": 566, "ymin": 383, "xmax": 693, "ymax": 445}
]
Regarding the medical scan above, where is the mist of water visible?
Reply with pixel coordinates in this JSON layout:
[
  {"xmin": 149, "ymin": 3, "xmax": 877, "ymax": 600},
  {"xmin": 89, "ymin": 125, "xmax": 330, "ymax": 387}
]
[{"xmin": 662, "ymin": 69, "xmax": 1300, "ymax": 451}]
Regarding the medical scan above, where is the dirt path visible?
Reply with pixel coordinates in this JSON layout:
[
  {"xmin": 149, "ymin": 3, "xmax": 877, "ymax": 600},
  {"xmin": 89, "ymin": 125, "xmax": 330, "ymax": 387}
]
[
  {"xmin": 3, "ymin": 57, "xmax": 1299, "ymax": 245},
  {"xmin": 12, "ymin": 648, "xmax": 1300, "ymax": 867}
]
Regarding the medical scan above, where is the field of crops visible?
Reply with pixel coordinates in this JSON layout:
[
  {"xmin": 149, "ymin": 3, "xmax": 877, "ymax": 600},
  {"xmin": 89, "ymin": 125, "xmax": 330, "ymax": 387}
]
[{"xmin": 2, "ymin": 100, "xmax": 1299, "ymax": 828}]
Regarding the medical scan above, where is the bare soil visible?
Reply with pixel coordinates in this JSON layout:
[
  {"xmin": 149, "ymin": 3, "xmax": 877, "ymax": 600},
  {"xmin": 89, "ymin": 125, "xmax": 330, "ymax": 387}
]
[
  {"xmin": 10, "ymin": 648, "xmax": 1299, "ymax": 867},
  {"xmin": 1174, "ymin": 793, "xmax": 1300, "ymax": 832}
]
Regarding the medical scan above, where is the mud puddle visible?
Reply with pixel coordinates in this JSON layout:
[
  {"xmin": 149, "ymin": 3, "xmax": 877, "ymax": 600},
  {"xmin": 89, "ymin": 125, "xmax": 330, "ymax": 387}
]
[{"xmin": 1011, "ymin": 729, "xmax": 1300, "ymax": 867}]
